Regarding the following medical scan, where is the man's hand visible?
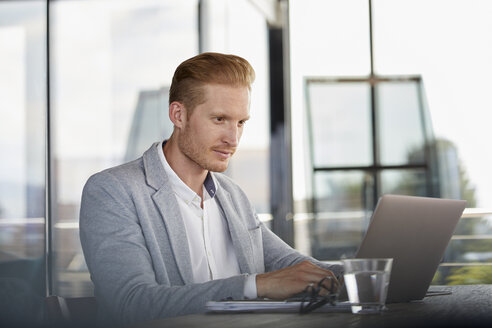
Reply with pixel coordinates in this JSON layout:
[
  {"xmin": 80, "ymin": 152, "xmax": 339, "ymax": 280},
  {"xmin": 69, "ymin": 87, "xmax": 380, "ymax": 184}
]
[{"xmin": 255, "ymin": 260, "xmax": 340, "ymax": 300}]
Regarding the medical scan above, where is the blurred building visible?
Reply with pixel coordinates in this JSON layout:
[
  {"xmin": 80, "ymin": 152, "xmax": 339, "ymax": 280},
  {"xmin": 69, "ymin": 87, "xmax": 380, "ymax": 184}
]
[{"xmin": 125, "ymin": 87, "xmax": 174, "ymax": 162}]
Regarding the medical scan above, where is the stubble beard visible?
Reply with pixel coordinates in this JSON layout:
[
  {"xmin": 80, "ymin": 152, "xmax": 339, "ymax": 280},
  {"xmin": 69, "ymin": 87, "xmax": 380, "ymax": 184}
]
[{"xmin": 178, "ymin": 126, "xmax": 230, "ymax": 173}]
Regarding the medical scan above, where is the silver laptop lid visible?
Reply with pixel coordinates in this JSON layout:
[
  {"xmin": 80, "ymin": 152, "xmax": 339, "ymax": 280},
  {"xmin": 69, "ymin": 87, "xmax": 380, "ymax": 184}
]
[{"xmin": 355, "ymin": 194, "xmax": 466, "ymax": 303}]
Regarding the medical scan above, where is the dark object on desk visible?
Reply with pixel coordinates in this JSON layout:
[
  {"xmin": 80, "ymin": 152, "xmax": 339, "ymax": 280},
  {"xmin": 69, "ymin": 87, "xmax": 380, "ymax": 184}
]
[
  {"xmin": 354, "ymin": 194, "xmax": 466, "ymax": 303},
  {"xmin": 299, "ymin": 276, "xmax": 338, "ymax": 314},
  {"xmin": 45, "ymin": 295, "xmax": 97, "ymax": 327}
]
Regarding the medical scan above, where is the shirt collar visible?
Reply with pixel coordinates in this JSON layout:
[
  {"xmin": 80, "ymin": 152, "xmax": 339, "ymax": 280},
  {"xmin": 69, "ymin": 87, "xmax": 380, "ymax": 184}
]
[
  {"xmin": 157, "ymin": 140, "xmax": 218, "ymax": 201},
  {"xmin": 204, "ymin": 172, "xmax": 217, "ymax": 198}
]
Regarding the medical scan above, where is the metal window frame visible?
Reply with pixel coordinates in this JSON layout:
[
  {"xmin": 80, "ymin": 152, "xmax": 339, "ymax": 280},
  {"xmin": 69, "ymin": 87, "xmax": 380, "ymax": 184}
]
[
  {"xmin": 45, "ymin": 0, "xmax": 53, "ymax": 296},
  {"xmin": 304, "ymin": 75, "xmax": 439, "ymax": 220}
]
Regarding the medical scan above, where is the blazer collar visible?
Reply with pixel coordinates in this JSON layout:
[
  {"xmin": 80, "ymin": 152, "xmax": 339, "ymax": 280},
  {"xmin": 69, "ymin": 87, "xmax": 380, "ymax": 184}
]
[
  {"xmin": 143, "ymin": 142, "xmax": 256, "ymax": 278},
  {"xmin": 143, "ymin": 142, "xmax": 194, "ymax": 284},
  {"xmin": 215, "ymin": 185, "xmax": 256, "ymax": 274},
  {"xmin": 143, "ymin": 142, "xmax": 168, "ymax": 191}
]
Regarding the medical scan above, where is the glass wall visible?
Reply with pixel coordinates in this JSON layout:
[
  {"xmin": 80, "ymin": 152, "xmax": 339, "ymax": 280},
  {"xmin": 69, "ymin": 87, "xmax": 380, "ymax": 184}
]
[
  {"xmin": 1, "ymin": 0, "xmax": 272, "ymax": 307},
  {"xmin": 49, "ymin": 0, "xmax": 271, "ymax": 297},
  {"xmin": 0, "ymin": 0, "xmax": 47, "ymax": 325},
  {"xmin": 290, "ymin": 0, "xmax": 492, "ymax": 284},
  {"xmin": 50, "ymin": 0, "xmax": 198, "ymax": 296},
  {"xmin": 372, "ymin": 0, "xmax": 492, "ymax": 284},
  {"xmin": 304, "ymin": 76, "xmax": 436, "ymax": 260}
]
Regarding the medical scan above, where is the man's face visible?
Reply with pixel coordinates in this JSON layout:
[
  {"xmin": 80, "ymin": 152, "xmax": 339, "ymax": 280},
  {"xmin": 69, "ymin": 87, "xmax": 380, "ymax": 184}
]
[{"xmin": 178, "ymin": 83, "xmax": 250, "ymax": 172}]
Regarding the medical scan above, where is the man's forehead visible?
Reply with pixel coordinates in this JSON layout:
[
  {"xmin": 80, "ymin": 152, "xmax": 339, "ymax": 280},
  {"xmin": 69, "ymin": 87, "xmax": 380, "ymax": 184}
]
[
  {"xmin": 201, "ymin": 82, "xmax": 251, "ymax": 92},
  {"xmin": 186, "ymin": 83, "xmax": 251, "ymax": 117},
  {"xmin": 200, "ymin": 84, "xmax": 251, "ymax": 106}
]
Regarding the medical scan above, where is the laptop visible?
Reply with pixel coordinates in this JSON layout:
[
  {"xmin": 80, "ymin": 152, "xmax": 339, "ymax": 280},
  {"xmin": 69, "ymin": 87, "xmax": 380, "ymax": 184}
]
[
  {"xmin": 206, "ymin": 194, "xmax": 466, "ymax": 312},
  {"xmin": 354, "ymin": 194, "xmax": 467, "ymax": 303}
]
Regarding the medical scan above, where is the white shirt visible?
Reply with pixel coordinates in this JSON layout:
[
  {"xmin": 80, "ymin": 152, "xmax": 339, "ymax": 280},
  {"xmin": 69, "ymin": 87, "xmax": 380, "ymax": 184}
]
[{"xmin": 157, "ymin": 141, "xmax": 257, "ymax": 298}]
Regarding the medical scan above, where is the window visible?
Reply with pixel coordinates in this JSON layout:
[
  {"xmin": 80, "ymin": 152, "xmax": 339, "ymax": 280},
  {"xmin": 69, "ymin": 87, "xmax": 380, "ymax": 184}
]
[
  {"xmin": 50, "ymin": 0, "xmax": 198, "ymax": 296},
  {"xmin": 374, "ymin": 0, "xmax": 492, "ymax": 285},
  {"xmin": 0, "ymin": 0, "xmax": 47, "ymax": 320},
  {"xmin": 290, "ymin": 0, "xmax": 492, "ymax": 284},
  {"xmin": 1, "ymin": 0, "xmax": 273, "ymax": 301},
  {"xmin": 304, "ymin": 76, "xmax": 437, "ymax": 260}
]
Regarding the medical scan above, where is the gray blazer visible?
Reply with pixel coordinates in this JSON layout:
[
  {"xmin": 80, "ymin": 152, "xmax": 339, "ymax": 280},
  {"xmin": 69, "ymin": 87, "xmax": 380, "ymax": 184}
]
[{"xmin": 79, "ymin": 142, "xmax": 342, "ymax": 325}]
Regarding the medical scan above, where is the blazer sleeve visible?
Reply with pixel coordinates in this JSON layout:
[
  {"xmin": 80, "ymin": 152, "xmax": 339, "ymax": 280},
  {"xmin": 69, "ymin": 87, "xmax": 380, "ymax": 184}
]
[
  {"xmin": 79, "ymin": 172, "xmax": 248, "ymax": 325},
  {"xmin": 258, "ymin": 214, "xmax": 344, "ymax": 278}
]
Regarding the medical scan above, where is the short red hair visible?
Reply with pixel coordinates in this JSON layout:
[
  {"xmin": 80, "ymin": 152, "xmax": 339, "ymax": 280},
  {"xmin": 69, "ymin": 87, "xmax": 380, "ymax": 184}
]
[{"xmin": 169, "ymin": 52, "xmax": 255, "ymax": 113}]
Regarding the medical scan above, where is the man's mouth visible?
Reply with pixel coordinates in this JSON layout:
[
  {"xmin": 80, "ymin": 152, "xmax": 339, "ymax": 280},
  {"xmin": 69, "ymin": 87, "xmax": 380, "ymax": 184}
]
[{"xmin": 213, "ymin": 149, "xmax": 235, "ymax": 159}]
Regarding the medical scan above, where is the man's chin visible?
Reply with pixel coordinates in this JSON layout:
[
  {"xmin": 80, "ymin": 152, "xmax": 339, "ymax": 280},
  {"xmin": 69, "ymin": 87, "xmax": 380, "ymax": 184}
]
[
  {"xmin": 204, "ymin": 161, "xmax": 229, "ymax": 173},
  {"xmin": 208, "ymin": 165, "xmax": 228, "ymax": 173}
]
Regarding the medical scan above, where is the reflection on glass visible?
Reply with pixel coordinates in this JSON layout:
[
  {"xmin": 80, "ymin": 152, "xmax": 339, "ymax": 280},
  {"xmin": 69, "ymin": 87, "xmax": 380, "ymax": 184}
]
[
  {"xmin": 310, "ymin": 171, "xmax": 368, "ymax": 260},
  {"xmin": 0, "ymin": 0, "xmax": 46, "ymax": 325},
  {"xmin": 377, "ymin": 82, "xmax": 426, "ymax": 165},
  {"xmin": 307, "ymin": 82, "xmax": 372, "ymax": 168},
  {"xmin": 380, "ymin": 169, "xmax": 428, "ymax": 197},
  {"xmin": 51, "ymin": 0, "xmax": 198, "ymax": 297}
]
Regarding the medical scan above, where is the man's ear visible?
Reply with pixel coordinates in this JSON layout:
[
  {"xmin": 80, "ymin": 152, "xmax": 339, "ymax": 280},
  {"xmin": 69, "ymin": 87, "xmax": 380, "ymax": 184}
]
[{"xmin": 169, "ymin": 101, "xmax": 187, "ymax": 128}]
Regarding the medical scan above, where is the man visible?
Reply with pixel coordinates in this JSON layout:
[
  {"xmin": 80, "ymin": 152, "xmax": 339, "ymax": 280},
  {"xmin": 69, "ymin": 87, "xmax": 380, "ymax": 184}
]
[{"xmin": 80, "ymin": 52, "xmax": 342, "ymax": 325}]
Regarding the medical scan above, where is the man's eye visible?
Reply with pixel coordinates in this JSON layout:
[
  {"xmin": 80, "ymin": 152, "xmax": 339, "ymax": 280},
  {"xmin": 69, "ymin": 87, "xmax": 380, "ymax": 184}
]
[
  {"xmin": 238, "ymin": 120, "xmax": 246, "ymax": 127},
  {"xmin": 214, "ymin": 117, "xmax": 223, "ymax": 122}
]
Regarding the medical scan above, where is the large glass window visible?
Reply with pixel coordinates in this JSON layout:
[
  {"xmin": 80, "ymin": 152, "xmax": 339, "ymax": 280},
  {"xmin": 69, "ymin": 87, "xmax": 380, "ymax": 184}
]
[
  {"xmin": 310, "ymin": 171, "xmax": 367, "ymax": 260},
  {"xmin": 373, "ymin": 0, "xmax": 492, "ymax": 285},
  {"xmin": 377, "ymin": 82, "xmax": 427, "ymax": 166},
  {"xmin": 1, "ymin": 0, "xmax": 271, "ymax": 303},
  {"xmin": 373, "ymin": 0, "xmax": 492, "ymax": 208},
  {"xmin": 307, "ymin": 82, "xmax": 372, "ymax": 168},
  {"xmin": 290, "ymin": 0, "xmax": 370, "ymax": 214},
  {"xmin": 304, "ymin": 76, "xmax": 436, "ymax": 259},
  {"xmin": 291, "ymin": 0, "xmax": 492, "ymax": 285},
  {"xmin": 0, "ymin": 0, "xmax": 47, "ymax": 323},
  {"xmin": 50, "ymin": 0, "xmax": 198, "ymax": 297}
]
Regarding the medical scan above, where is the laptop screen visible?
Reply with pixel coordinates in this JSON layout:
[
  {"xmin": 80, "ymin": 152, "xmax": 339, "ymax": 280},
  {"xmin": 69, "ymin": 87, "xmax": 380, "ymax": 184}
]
[{"xmin": 355, "ymin": 194, "xmax": 466, "ymax": 302}]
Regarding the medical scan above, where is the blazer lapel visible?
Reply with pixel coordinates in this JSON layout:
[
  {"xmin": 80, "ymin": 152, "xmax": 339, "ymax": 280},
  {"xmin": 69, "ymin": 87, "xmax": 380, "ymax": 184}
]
[
  {"xmin": 143, "ymin": 143, "xmax": 194, "ymax": 285},
  {"xmin": 215, "ymin": 187, "xmax": 256, "ymax": 274}
]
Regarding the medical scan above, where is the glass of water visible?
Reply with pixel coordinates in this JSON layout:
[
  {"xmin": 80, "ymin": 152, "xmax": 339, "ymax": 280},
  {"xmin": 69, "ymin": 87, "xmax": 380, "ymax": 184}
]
[{"xmin": 342, "ymin": 258, "xmax": 393, "ymax": 314}]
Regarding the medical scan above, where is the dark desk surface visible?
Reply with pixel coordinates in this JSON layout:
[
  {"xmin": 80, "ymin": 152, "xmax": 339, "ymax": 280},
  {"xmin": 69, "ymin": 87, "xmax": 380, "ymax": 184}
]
[{"xmin": 134, "ymin": 285, "xmax": 492, "ymax": 328}]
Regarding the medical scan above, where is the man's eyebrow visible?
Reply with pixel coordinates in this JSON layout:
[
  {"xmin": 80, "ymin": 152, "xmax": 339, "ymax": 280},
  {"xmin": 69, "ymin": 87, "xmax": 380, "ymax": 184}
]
[
  {"xmin": 210, "ymin": 111, "xmax": 227, "ymax": 117},
  {"xmin": 210, "ymin": 112, "xmax": 250, "ymax": 121}
]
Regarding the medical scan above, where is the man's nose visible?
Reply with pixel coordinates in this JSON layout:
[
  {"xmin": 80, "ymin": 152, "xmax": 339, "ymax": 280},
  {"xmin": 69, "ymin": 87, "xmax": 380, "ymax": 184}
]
[{"xmin": 224, "ymin": 124, "xmax": 240, "ymax": 146}]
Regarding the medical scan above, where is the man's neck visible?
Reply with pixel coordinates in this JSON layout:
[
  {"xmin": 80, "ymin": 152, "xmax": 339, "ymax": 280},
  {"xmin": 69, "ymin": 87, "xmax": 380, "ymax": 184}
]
[{"xmin": 162, "ymin": 137, "xmax": 207, "ymax": 198}]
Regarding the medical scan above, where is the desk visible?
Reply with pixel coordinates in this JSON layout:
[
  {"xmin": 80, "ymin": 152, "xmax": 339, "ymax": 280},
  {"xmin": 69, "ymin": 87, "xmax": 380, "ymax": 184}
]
[{"xmin": 135, "ymin": 285, "xmax": 492, "ymax": 328}]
